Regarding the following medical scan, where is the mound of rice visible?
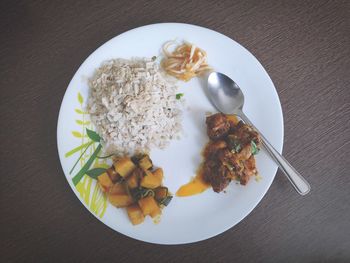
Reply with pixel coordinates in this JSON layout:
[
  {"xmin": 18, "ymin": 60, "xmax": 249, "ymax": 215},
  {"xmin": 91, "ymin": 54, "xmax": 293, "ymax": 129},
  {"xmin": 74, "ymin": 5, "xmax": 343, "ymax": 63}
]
[{"xmin": 87, "ymin": 58, "xmax": 182, "ymax": 154}]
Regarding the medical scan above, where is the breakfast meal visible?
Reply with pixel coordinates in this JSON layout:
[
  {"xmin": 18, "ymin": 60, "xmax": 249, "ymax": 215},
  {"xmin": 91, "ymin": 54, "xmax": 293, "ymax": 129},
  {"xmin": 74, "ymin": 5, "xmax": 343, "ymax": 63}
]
[
  {"xmin": 97, "ymin": 154, "xmax": 172, "ymax": 225},
  {"xmin": 87, "ymin": 58, "xmax": 182, "ymax": 155},
  {"xmin": 162, "ymin": 41, "xmax": 212, "ymax": 81},
  {"xmin": 65, "ymin": 39, "xmax": 263, "ymax": 226},
  {"xmin": 202, "ymin": 113, "xmax": 261, "ymax": 192}
]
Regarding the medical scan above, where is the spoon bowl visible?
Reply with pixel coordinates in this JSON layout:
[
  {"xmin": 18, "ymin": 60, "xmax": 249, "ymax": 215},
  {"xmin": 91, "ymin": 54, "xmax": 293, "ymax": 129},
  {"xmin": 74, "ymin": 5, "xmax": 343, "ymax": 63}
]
[{"xmin": 207, "ymin": 73, "xmax": 245, "ymax": 114}]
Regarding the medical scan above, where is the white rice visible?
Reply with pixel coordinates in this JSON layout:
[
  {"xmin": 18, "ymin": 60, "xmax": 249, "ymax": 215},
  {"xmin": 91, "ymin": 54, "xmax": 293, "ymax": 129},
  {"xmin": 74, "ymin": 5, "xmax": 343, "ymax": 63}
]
[{"xmin": 87, "ymin": 58, "xmax": 182, "ymax": 154}]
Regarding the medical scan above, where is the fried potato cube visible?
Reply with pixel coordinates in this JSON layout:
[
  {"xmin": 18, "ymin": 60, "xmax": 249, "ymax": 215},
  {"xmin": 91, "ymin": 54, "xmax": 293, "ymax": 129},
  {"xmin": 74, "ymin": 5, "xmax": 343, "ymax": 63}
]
[
  {"xmin": 138, "ymin": 155, "xmax": 153, "ymax": 170},
  {"xmin": 138, "ymin": 196, "xmax": 161, "ymax": 218},
  {"xmin": 106, "ymin": 167, "xmax": 121, "ymax": 183},
  {"xmin": 140, "ymin": 170, "xmax": 162, "ymax": 189},
  {"xmin": 97, "ymin": 172, "xmax": 113, "ymax": 192},
  {"xmin": 126, "ymin": 204, "xmax": 145, "ymax": 225},
  {"xmin": 150, "ymin": 206, "xmax": 162, "ymax": 218},
  {"xmin": 113, "ymin": 157, "xmax": 136, "ymax": 177},
  {"xmin": 153, "ymin": 168, "xmax": 163, "ymax": 181},
  {"xmin": 109, "ymin": 183, "xmax": 126, "ymax": 195},
  {"xmin": 109, "ymin": 194, "xmax": 133, "ymax": 208},
  {"xmin": 127, "ymin": 172, "xmax": 139, "ymax": 189},
  {"xmin": 155, "ymin": 187, "xmax": 168, "ymax": 201}
]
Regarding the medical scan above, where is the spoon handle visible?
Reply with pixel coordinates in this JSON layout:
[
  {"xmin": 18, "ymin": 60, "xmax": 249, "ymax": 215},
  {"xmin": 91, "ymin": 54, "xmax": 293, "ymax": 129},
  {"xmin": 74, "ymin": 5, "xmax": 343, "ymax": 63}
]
[{"xmin": 237, "ymin": 110, "xmax": 311, "ymax": 195}]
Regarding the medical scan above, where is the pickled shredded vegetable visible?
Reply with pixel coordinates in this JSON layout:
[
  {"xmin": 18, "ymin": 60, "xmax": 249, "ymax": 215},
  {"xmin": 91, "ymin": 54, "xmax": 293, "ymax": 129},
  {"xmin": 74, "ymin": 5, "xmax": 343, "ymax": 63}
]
[{"xmin": 161, "ymin": 41, "xmax": 212, "ymax": 81}]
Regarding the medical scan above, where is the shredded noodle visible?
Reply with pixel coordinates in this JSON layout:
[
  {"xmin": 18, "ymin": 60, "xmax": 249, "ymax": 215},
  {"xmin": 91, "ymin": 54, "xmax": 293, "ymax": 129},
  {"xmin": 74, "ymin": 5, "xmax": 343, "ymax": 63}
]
[{"xmin": 161, "ymin": 41, "xmax": 212, "ymax": 81}]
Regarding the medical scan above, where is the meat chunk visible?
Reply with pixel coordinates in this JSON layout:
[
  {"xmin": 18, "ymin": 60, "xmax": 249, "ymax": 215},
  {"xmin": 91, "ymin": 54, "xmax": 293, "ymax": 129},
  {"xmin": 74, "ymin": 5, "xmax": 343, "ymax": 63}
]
[
  {"xmin": 217, "ymin": 149, "xmax": 244, "ymax": 172},
  {"xmin": 217, "ymin": 148, "xmax": 234, "ymax": 163},
  {"xmin": 206, "ymin": 113, "xmax": 230, "ymax": 140},
  {"xmin": 203, "ymin": 160, "xmax": 230, "ymax": 193},
  {"xmin": 239, "ymin": 156, "xmax": 257, "ymax": 185},
  {"xmin": 235, "ymin": 121, "xmax": 261, "ymax": 147},
  {"xmin": 243, "ymin": 156, "xmax": 257, "ymax": 177},
  {"xmin": 211, "ymin": 165, "xmax": 230, "ymax": 192},
  {"xmin": 204, "ymin": 140, "xmax": 227, "ymax": 159},
  {"xmin": 226, "ymin": 115, "xmax": 239, "ymax": 133},
  {"xmin": 202, "ymin": 159, "xmax": 216, "ymax": 184},
  {"xmin": 239, "ymin": 172, "xmax": 250, "ymax": 185},
  {"xmin": 236, "ymin": 144, "xmax": 252, "ymax": 161}
]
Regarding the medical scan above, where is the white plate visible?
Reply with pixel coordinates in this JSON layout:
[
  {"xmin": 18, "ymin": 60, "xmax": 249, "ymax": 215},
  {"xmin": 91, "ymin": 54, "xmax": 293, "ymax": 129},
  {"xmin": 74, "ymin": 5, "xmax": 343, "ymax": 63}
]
[{"xmin": 57, "ymin": 23, "xmax": 283, "ymax": 244}]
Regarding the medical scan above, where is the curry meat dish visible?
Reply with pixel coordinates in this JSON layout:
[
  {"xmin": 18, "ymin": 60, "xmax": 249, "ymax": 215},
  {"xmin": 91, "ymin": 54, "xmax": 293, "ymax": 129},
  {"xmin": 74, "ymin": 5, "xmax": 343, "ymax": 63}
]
[{"xmin": 203, "ymin": 113, "xmax": 262, "ymax": 192}]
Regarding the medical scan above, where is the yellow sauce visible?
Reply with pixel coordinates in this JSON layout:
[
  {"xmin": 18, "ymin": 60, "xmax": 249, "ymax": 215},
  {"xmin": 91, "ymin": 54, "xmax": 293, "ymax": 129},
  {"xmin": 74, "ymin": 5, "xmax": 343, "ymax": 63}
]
[
  {"xmin": 176, "ymin": 168, "xmax": 210, "ymax": 197},
  {"xmin": 176, "ymin": 114, "xmax": 239, "ymax": 197}
]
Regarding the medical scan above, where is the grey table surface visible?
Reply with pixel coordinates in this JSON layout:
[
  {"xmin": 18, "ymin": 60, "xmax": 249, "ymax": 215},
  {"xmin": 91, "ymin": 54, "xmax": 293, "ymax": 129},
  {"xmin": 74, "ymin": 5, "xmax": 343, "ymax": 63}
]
[{"xmin": 1, "ymin": 0, "xmax": 349, "ymax": 262}]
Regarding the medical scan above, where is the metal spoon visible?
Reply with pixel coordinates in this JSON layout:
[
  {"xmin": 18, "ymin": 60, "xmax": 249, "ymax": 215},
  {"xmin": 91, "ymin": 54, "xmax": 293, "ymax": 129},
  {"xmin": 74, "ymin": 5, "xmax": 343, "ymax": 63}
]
[{"xmin": 207, "ymin": 72, "xmax": 310, "ymax": 195}]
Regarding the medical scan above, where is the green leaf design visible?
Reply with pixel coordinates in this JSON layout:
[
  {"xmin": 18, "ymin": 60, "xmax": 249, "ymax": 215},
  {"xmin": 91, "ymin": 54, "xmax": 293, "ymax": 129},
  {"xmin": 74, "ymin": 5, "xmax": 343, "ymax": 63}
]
[
  {"xmin": 69, "ymin": 141, "xmax": 94, "ymax": 174},
  {"xmin": 75, "ymin": 108, "xmax": 86, "ymax": 114},
  {"xmin": 86, "ymin": 128, "xmax": 101, "ymax": 142},
  {"xmin": 86, "ymin": 168, "xmax": 107, "ymax": 179},
  {"xmin": 90, "ymin": 182, "xmax": 107, "ymax": 218},
  {"xmin": 72, "ymin": 131, "xmax": 83, "ymax": 138},
  {"xmin": 78, "ymin": 92, "xmax": 84, "ymax": 104},
  {"xmin": 76, "ymin": 120, "xmax": 90, "ymax": 125},
  {"xmin": 65, "ymin": 141, "xmax": 92, "ymax": 157},
  {"xmin": 72, "ymin": 144, "xmax": 102, "ymax": 186}
]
